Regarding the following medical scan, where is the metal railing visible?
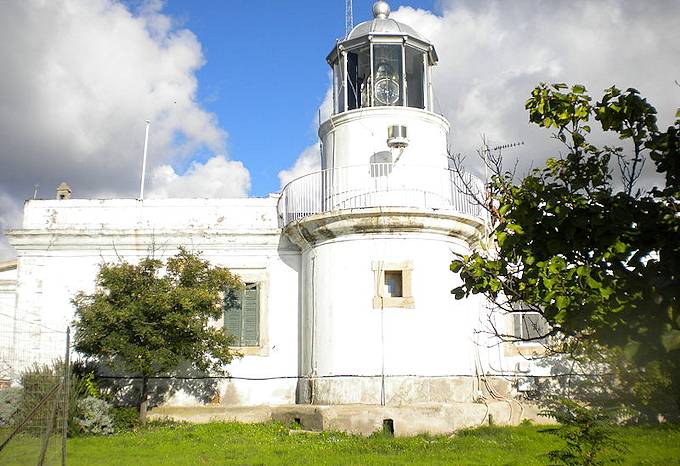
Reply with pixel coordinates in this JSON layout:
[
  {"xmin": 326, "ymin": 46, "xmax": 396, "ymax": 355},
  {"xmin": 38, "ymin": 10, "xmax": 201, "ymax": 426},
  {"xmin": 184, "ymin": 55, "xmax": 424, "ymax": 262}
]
[{"xmin": 277, "ymin": 163, "xmax": 485, "ymax": 227}]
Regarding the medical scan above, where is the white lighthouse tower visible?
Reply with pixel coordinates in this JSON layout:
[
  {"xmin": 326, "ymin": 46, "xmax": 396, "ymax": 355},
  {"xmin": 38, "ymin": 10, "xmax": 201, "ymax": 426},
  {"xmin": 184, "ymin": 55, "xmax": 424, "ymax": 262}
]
[{"xmin": 278, "ymin": 1, "xmax": 488, "ymax": 406}]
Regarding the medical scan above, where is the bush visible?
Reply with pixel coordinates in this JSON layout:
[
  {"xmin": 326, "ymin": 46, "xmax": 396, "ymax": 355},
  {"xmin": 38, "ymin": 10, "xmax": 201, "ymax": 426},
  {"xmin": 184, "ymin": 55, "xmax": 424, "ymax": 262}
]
[
  {"xmin": 75, "ymin": 396, "xmax": 114, "ymax": 435},
  {"xmin": 541, "ymin": 397, "xmax": 625, "ymax": 465},
  {"xmin": 0, "ymin": 387, "xmax": 22, "ymax": 426},
  {"xmin": 111, "ymin": 406, "xmax": 141, "ymax": 432}
]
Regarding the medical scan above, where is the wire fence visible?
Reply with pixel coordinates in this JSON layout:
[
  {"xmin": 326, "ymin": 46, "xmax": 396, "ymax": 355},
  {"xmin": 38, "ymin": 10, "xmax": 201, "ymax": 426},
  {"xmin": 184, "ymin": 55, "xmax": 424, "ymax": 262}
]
[{"xmin": 0, "ymin": 322, "xmax": 70, "ymax": 466}]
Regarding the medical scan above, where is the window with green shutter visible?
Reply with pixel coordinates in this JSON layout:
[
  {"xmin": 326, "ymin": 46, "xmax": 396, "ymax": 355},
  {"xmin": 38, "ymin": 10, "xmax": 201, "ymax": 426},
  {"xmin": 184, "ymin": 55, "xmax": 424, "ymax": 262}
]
[
  {"xmin": 513, "ymin": 312, "xmax": 549, "ymax": 342},
  {"xmin": 224, "ymin": 283, "xmax": 260, "ymax": 347}
]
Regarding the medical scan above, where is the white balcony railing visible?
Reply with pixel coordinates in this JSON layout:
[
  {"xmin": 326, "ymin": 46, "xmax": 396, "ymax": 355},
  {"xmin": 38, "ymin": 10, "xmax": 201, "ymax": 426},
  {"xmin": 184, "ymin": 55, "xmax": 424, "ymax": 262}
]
[{"xmin": 277, "ymin": 163, "xmax": 485, "ymax": 227}]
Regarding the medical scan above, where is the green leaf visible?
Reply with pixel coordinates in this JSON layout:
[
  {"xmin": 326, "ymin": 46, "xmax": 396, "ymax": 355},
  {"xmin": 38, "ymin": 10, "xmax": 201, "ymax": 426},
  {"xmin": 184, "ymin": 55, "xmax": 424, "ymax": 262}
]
[
  {"xmin": 623, "ymin": 340, "xmax": 641, "ymax": 360},
  {"xmin": 586, "ymin": 276, "xmax": 601, "ymax": 289},
  {"xmin": 613, "ymin": 241, "xmax": 627, "ymax": 254},
  {"xmin": 452, "ymin": 287, "xmax": 466, "ymax": 300},
  {"xmin": 600, "ymin": 287, "xmax": 614, "ymax": 299},
  {"xmin": 556, "ymin": 296, "xmax": 571, "ymax": 310},
  {"xmin": 497, "ymin": 231, "xmax": 508, "ymax": 246},
  {"xmin": 661, "ymin": 329, "xmax": 680, "ymax": 352},
  {"xmin": 507, "ymin": 223, "xmax": 525, "ymax": 234},
  {"xmin": 450, "ymin": 261, "xmax": 463, "ymax": 273},
  {"xmin": 549, "ymin": 257, "xmax": 566, "ymax": 273}
]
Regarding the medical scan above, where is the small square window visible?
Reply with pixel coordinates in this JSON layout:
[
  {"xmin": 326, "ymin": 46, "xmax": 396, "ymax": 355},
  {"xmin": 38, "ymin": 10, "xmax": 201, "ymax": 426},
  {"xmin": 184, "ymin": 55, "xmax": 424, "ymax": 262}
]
[
  {"xmin": 372, "ymin": 261, "xmax": 414, "ymax": 309},
  {"xmin": 384, "ymin": 271, "xmax": 403, "ymax": 297}
]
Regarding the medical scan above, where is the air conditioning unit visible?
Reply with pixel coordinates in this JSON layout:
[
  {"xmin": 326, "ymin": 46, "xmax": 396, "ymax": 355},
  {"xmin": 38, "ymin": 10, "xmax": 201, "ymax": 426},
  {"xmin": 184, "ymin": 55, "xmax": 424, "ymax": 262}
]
[{"xmin": 387, "ymin": 125, "xmax": 408, "ymax": 148}]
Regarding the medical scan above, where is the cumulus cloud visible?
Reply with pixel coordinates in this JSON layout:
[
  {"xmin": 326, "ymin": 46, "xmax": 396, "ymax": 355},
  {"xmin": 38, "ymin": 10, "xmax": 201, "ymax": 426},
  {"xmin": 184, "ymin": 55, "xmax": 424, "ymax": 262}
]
[
  {"xmin": 0, "ymin": 192, "xmax": 22, "ymax": 261},
  {"xmin": 277, "ymin": 145, "xmax": 321, "ymax": 190},
  {"xmin": 392, "ymin": 0, "xmax": 680, "ymax": 177},
  {"xmin": 0, "ymin": 0, "xmax": 250, "ymax": 258},
  {"xmin": 149, "ymin": 155, "xmax": 250, "ymax": 198}
]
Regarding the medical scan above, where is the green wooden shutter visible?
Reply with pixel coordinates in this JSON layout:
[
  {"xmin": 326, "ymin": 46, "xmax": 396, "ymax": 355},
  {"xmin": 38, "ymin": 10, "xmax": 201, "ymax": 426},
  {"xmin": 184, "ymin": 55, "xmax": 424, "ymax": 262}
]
[
  {"xmin": 223, "ymin": 287, "xmax": 243, "ymax": 346},
  {"xmin": 241, "ymin": 283, "xmax": 260, "ymax": 346},
  {"xmin": 513, "ymin": 313, "xmax": 522, "ymax": 339},
  {"xmin": 527, "ymin": 313, "xmax": 550, "ymax": 340}
]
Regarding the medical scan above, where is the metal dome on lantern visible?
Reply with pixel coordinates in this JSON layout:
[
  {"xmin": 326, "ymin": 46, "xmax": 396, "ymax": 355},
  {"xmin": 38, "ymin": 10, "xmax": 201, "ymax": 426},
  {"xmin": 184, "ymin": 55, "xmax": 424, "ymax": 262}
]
[{"xmin": 327, "ymin": 1, "xmax": 438, "ymax": 113}]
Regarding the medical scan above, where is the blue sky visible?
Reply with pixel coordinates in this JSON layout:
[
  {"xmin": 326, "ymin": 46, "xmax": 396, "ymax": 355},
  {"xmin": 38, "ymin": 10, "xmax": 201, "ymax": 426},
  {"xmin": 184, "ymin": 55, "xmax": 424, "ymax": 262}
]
[{"xmin": 157, "ymin": 0, "xmax": 436, "ymax": 196}]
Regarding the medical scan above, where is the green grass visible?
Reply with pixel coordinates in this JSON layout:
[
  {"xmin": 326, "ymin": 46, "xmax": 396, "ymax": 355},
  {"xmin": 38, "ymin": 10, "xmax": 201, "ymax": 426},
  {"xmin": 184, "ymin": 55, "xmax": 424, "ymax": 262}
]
[
  {"xmin": 3, "ymin": 422, "xmax": 680, "ymax": 465},
  {"xmin": 0, "ymin": 431, "xmax": 64, "ymax": 466},
  {"xmin": 69, "ymin": 422, "xmax": 680, "ymax": 466}
]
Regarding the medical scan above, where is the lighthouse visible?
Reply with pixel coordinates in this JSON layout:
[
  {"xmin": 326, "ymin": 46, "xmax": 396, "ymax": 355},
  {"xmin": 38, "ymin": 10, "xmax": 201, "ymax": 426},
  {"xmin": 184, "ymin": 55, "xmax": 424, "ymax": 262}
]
[{"xmin": 279, "ymin": 1, "xmax": 488, "ymax": 406}]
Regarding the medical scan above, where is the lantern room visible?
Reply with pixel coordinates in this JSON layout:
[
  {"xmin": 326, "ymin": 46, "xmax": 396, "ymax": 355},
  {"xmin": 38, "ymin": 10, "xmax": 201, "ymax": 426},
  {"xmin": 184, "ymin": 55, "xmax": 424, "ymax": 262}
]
[{"xmin": 327, "ymin": 1, "xmax": 438, "ymax": 114}]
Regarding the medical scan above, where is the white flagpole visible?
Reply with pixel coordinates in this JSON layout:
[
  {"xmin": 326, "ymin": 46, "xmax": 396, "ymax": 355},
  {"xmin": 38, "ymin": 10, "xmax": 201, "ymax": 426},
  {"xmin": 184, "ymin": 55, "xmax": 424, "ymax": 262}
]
[{"xmin": 139, "ymin": 120, "xmax": 151, "ymax": 200}]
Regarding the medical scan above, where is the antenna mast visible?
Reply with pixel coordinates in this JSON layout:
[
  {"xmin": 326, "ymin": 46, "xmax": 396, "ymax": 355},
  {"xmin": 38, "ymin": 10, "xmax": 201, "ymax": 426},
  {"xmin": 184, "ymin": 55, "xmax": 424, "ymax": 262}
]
[{"xmin": 345, "ymin": 0, "xmax": 353, "ymax": 37}]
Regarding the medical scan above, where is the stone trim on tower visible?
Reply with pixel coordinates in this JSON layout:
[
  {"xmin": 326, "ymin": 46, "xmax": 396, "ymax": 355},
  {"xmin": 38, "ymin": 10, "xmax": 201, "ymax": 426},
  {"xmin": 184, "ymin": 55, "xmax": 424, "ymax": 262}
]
[{"xmin": 372, "ymin": 260, "xmax": 414, "ymax": 308}]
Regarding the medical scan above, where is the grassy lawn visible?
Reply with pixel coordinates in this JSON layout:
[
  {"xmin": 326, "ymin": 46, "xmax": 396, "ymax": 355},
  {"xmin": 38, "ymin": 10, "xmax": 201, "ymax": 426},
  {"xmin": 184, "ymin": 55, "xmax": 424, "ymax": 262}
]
[
  {"xmin": 64, "ymin": 422, "xmax": 680, "ymax": 465},
  {"xmin": 3, "ymin": 422, "xmax": 679, "ymax": 465}
]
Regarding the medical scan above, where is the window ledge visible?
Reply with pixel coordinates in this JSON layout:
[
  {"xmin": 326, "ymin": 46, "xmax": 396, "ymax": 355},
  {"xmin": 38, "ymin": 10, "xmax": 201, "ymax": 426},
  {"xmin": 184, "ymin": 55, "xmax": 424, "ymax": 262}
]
[
  {"xmin": 231, "ymin": 345, "xmax": 269, "ymax": 357},
  {"xmin": 504, "ymin": 342, "xmax": 546, "ymax": 357},
  {"xmin": 373, "ymin": 296, "xmax": 415, "ymax": 309}
]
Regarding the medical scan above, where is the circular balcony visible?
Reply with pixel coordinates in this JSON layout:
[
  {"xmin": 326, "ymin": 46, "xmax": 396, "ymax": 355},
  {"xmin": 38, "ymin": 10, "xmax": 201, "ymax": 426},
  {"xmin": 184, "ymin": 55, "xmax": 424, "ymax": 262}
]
[{"xmin": 277, "ymin": 163, "xmax": 485, "ymax": 227}]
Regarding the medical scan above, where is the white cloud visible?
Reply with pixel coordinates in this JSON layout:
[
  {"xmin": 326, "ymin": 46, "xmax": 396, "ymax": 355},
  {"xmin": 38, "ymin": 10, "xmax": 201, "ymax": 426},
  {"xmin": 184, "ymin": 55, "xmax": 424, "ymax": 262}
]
[
  {"xmin": 0, "ymin": 191, "xmax": 22, "ymax": 261},
  {"xmin": 0, "ymin": 0, "xmax": 251, "ymax": 257},
  {"xmin": 149, "ymin": 155, "xmax": 250, "ymax": 198},
  {"xmin": 277, "ymin": 87, "xmax": 330, "ymax": 189},
  {"xmin": 277, "ymin": 145, "xmax": 321, "ymax": 190},
  {"xmin": 318, "ymin": 85, "xmax": 334, "ymax": 127},
  {"xmin": 392, "ymin": 0, "xmax": 680, "ymax": 177}
]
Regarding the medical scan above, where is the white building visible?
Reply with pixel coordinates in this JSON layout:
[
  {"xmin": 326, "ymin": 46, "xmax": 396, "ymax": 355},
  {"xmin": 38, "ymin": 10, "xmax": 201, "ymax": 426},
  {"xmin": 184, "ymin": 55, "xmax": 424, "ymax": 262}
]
[{"xmin": 3, "ymin": 2, "xmax": 548, "ymax": 433}]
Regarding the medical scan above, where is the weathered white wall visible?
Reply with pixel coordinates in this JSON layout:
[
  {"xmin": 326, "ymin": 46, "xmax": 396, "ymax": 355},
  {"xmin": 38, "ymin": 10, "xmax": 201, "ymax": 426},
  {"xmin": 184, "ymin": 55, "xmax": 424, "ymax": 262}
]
[
  {"xmin": 319, "ymin": 107, "xmax": 450, "ymax": 170},
  {"xmin": 0, "ymin": 262, "xmax": 16, "ymax": 323},
  {"xmin": 7, "ymin": 197, "xmax": 301, "ymax": 405},
  {"xmin": 296, "ymin": 227, "xmax": 489, "ymax": 404},
  {"xmin": 21, "ymin": 198, "xmax": 280, "ymax": 230},
  {"xmin": 0, "ymin": 261, "xmax": 18, "ymax": 383}
]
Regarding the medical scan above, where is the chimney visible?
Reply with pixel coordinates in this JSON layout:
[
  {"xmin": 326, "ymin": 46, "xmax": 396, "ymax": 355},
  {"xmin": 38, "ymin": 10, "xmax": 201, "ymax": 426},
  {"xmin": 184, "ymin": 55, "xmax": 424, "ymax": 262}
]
[{"xmin": 56, "ymin": 182, "xmax": 72, "ymax": 200}]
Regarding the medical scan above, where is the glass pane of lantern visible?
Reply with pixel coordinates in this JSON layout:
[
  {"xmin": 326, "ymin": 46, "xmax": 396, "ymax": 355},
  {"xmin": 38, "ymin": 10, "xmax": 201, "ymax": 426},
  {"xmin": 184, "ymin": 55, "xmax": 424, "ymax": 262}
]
[
  {"xmin": 372, "ymin": 44, "xmax": 403, "ymax": 107},
  {"xmin": 405, "ymin": 47, "xmax": 425, "ymax": 109},
  {"xmin": 346, "ymin": 46, "xmax": 371, "ymax": 110},
  {"xmin": 334, "ymin": 61, "xmax": 345, "ymax": 113}
]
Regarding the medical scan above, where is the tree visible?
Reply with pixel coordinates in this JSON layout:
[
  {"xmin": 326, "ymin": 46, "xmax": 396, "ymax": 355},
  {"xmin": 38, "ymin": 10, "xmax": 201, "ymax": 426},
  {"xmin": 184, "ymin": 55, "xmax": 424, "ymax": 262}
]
[
  {"xmin": 72, "ymin": 247, "xmax": 242, "ymax": 422},
  {"xmin": 450, "ymin": 83, "xmax": 680, "ymax": 420}
]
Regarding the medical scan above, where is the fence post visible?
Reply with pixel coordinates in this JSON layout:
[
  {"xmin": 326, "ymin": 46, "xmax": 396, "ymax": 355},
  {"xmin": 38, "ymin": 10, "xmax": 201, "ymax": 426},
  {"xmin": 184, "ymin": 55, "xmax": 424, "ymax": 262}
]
[{"xmin": 62, "ymin": 327, "xmax": 70, "ymax": 466}]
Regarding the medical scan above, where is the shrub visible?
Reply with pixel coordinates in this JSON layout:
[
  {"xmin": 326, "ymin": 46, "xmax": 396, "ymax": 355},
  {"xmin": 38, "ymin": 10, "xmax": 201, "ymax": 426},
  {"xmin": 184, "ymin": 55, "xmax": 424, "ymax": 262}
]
[
  {"xmin": 541, "ymin": 397, "xmax": 625, "ymax": 465},
  {"xmin": 75, "ymin": 396, "xmax": 114, "ymax": 435},
  {"xmin": 111, "ymin": 406, "xmax": 141, "ymax": 432},
  {"xmin": 0, "ymin": 387, "xmax": 22, "ymax": 426}
]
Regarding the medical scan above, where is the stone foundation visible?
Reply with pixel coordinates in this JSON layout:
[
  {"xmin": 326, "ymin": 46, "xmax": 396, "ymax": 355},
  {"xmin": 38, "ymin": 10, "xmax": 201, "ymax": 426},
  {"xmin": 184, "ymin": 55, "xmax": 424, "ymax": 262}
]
[
  {"xmin": 150, "ymin": 401, "xmax": 552, "ymax": 437},
  {"xmin": 297, "ymin": 376, "xmax": 514, "ymax": 405}
]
